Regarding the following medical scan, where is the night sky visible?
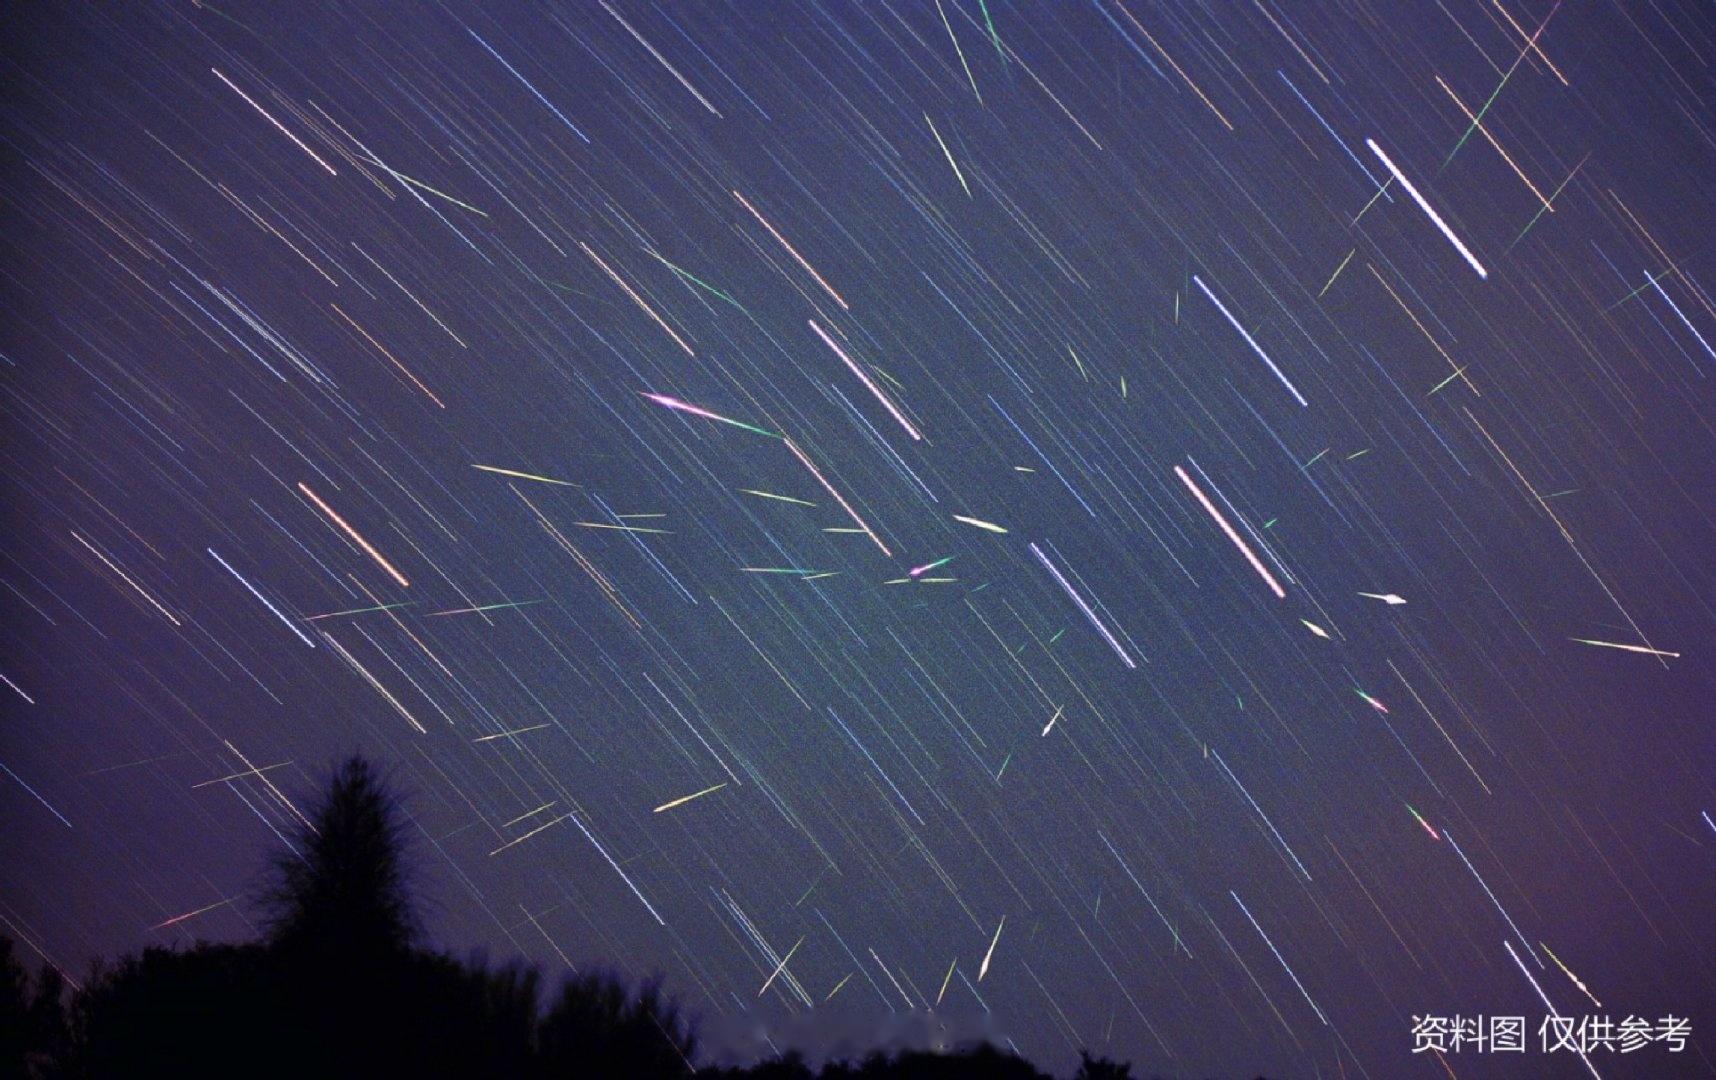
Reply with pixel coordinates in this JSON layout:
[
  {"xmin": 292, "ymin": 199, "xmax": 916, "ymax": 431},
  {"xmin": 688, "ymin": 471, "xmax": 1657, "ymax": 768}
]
[{"xmin": 3, "ymin": 2, "xmax": 1715, "ymax": 1077}]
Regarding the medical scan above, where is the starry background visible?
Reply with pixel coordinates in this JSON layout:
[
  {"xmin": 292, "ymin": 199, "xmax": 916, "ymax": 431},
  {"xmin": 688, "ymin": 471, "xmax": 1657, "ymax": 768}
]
[{"xmin": 2, "ymin": 2, "xmax": 1714, "ymax": 1077}]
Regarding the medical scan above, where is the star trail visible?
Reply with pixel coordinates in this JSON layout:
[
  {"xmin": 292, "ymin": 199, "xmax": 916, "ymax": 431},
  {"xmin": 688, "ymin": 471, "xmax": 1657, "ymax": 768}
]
[{"xmin": 2, "ymin": 3, "xmax": 1714, "ymax": 1076}]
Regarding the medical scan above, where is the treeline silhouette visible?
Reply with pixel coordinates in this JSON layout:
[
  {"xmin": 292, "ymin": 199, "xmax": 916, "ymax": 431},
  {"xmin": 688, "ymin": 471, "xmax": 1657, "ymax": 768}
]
[{"xmin": 1, "ymin": 756, "xmax": 1268, "ymax": 1079}]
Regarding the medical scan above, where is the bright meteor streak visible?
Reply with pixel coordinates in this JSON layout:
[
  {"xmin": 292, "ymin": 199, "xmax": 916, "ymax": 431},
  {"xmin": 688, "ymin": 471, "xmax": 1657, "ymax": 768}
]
[
  {"xmin": 1041, "ymin": 704, "xmax": 1064, "ymax": 737},
  {"xmin": 426, "ymin": 600, "xmax": 545, "ymax": 617},
  {"xmin": 208, "ymin": 548, "xmax": 315, "ymax": 648},
  {"xmin": 303, "ymin": 602, "xmax": 415, "ymax": 622},
  {"xmin": 1232, "ymin": 890, "xmax": 1328, "ymax": 1025},
  {"xmin": 1406, "ymin": 803, "xmax": 1440, "ymax": 841},
  {"xmin": 1173, "ymin": 466, "xmax": 1285, "ymax": 598},
  {"xmin": 952, "ymin": 514, "xmax": 1008, "ymax": 534},
  {"xmin": 757, "ymin": 935, "xmax": 805, "ymax": 998},
  {"xmin": 1029, "ymin": 542, "xmax": 1136, "ymax": 668},
  {"xmin": 579, "ymin": 241, "xmax": 695, "ymax": 357},
  {"xmin": 568, "ymin": 811, "xmax": 665, "ymax": 926},
  {"xmin": 1366, "ymin": 138, "xmax": 1489, "ymax": 279},
  {"xmin": 297, "ymin": 483, "xmax": 410, "ymax": 588},
  {"xmin": 1192, "ymin": 275, "xmax": 1308, "ymax": 406},
  {"xmin": 210, "ymin": 69, "xmax": 338, "ymax": 177},
  {"xmin": 732, "ymin": 189, "xmax": 848, "ymax": 310},
  {"xmin": 739, "ymin": 489, "xmax": 815, "ymax": 506},
  {"xmin": 70, "ymin": 530, "xmax": 180, "ymax": 626},
  {"xmin": 785, "ymin": 437, "xmax": 891, "ymax": 557},
  {"xmin": 470, "ymin": 464, "xmax": 582, "ymax": 487},
  {"xmin": 642, "ymin": 393, "xmax": 779, "ymax": 438},
  {"xmin": 979, "ymin": 916, "xmax": 1005, "ymax": 980},
  {"xmin": 809, "ymin": 319, "xmax": 921, "ymax": 441},
  {"xmin": 654, "ymin": 782, "xmax": 728, "ymax": 813},
  {"xmin": 1449, "ymin": 831, "xmax": 1539, "ymax": 968},
  {"xmin": 1505, "ymin": 941, "xmax": 1604, "ymax": 1079},
  {"xmin": 1570, "ymin": 638, "xmax": 1680, "ymax": 658}
]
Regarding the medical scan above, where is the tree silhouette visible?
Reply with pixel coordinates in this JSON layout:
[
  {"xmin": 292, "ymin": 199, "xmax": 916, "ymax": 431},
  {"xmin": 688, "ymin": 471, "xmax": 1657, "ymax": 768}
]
[
  {"xmin": 1071, "ymin": 1050, "xmax": 1134, "ymax": 1079},
  {"xmin": 57, "ymin": 943, "xmax": 304, "ymax": 1079},
  {"xmin": 1, "ymin": 937, "xmax": 32, "ymax": 1080},
  {"xmin": 809, "ymin": 1043, "xmax": 1053, "ymax": 1080},
  {"xmin": 255, "ymin": 754, "xmax": 451, "ymax": 1075},
  {"xmin": 1, "ymin": 937, "xmax": 67, "ymax": 1080},
  {"xmin": 536, "ymin": 968, "xmax": 697, "ymax": 1078},
  {"xmin": 19, "ymin": 751, "xmax": 1295, "ymax": 1079},
  {"xmin": 260, "ymin": 754, "xmax": 419, "ymax": 961}
]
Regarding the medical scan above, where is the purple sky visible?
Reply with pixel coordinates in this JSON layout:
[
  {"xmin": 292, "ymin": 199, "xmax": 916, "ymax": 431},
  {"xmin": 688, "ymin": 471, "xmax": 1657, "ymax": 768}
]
[{"xmin": 3, "ymin": 3, "xmax": 1714, "ymax": 1077}]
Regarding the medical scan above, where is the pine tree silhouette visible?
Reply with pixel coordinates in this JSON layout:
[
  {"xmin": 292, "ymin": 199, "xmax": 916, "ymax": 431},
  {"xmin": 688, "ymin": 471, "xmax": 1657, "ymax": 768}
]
[
  {"xmin": 261, "ymin": 754, "xmax": 419, "ymax": 962},
  {"xmin": 38, "ymin": 752, "xmax": 1269, "ymax": 1079}
]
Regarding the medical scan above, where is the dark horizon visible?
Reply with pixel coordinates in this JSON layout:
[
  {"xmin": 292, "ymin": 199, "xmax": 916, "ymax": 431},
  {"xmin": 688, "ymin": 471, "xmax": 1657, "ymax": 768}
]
[
  {"xmin": 0, "ymin": 753, "xmax": 1225, "ymax": 1079},
  {"xmin": 3, "ymin": 2, "xmax": 1714, "ymax": 1078}
]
